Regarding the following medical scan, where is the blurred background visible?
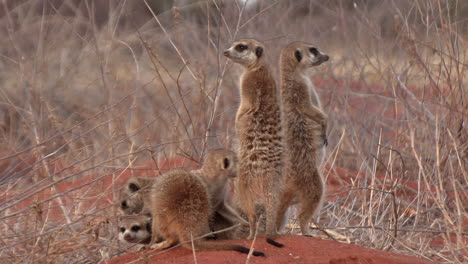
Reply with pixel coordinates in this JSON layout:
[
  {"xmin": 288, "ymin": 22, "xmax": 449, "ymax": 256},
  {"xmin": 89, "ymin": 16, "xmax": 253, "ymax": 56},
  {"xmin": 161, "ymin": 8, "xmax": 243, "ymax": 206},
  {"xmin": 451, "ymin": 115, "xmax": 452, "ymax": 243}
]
[{"xmin": 0, "ymin": 0, "xmax": 466, "ymax": 263}]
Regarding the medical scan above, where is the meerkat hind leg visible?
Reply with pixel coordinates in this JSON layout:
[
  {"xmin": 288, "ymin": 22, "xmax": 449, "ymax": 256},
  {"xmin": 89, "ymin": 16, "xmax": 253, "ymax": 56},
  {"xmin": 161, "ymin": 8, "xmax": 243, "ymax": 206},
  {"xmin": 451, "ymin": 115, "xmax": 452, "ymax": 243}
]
[
  {"xmin": 242, "ymin": 197, "xmax": 257, "ymax": 240},
  {"xmin": 276, "ymin": 188, "xmax": 296, "ymax": 233},
  {"xmin": 297, "ymin": 195, "xmax": 322, "ymax": 236}
]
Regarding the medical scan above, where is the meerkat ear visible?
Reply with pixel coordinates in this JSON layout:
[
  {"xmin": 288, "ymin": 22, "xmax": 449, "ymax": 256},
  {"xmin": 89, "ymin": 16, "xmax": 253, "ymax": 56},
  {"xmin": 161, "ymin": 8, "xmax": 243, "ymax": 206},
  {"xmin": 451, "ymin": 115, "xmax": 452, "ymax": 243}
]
[
  {"xmin": 295, "ymin": 50, "xmax": 302, "ymax": 62},
  {"xmin": 128, "ymin": 182, "xmax": 140, "ymax": 193},
  {"xmin": 255, "ymin": 46, "xmax": 263, "ymax": 58},
  {"xmin": 223, "ymin": 157, "xmax": 230, "ymax": 169}
]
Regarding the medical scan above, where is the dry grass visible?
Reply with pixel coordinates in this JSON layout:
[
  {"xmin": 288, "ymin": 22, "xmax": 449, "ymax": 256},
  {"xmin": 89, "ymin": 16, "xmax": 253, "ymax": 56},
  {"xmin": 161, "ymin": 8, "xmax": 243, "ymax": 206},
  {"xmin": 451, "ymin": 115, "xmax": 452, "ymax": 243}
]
[{"xmin": 0, "ymin": 0, "xmax": 466, "ymax": 263}]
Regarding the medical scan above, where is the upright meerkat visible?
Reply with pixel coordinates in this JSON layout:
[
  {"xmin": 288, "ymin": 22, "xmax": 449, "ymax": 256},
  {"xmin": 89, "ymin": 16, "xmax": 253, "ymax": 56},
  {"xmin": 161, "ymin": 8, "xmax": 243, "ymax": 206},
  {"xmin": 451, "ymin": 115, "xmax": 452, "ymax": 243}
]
[
  {"xmin": 276, "ymin": 41, "xmax": 329, "ymax": 236},
  {"xmin": 118, "ymin": 214, "xmax": 152, "ymax": 245},
  {"xmin": 224, "ymin": 39, "xmax": 283, "ymax": 246}
]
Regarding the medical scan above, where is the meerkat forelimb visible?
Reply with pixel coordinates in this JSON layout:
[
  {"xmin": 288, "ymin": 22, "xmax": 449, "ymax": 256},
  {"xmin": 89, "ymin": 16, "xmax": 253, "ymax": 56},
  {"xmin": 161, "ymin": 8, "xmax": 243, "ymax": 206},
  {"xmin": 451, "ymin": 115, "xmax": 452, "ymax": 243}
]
[
  {"xmin": 224, "ymin": 39, "xmax": 284, "ymax": 247},
  {"xmin": 276, "ymin": 41, "xmax": 329, "ymax": 236}
]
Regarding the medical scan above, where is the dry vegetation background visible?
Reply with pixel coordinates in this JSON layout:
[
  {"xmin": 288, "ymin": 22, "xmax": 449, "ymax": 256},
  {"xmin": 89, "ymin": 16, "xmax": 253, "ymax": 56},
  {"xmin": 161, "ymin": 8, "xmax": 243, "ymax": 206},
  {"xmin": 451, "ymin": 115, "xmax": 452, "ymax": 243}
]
[{"xmin": 0, "ymin": 0, "xmax": 466, "ymax": 263}]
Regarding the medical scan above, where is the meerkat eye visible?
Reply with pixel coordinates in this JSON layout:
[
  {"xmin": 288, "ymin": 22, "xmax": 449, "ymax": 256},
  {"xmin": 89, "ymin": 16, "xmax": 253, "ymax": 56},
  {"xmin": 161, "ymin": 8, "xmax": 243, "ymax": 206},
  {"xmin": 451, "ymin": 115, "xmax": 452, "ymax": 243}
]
[
  {"xmin": 223, "ymin": 157, "xmax": 230, "ymax": 169},
  {"xmin": 131, "ymin": 225, "xmax": 141, "ymax": 232},
  {"xmin": 235, "ymin": 44, "xmax": 248, "ymax": 52},
  {"xmin": 120, "ymin": 227, "xmax": 126, "ymax": 233},
  {"xmin": 128, "ymin": 183, "xmax": 140, "ymax": 193},
  {"xmin": 309, "ymin": 47, "xmax": 319, "ymax": 56}
]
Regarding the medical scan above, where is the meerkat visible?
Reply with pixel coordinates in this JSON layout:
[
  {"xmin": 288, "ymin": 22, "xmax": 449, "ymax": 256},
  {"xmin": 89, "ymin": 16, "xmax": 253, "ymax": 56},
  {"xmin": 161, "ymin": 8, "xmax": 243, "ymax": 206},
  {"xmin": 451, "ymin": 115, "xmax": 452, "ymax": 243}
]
[
  {"xmin": 191, "ymin": 149, "xmax": 248, "ymax": 240},
  {"xmin": 276, "ymin": 41, "xmax": 329, "ymax": 236},
  {"xmin": 223, "ymin": 39, "xmax": 284, "ymax": 247},
  {"xmin": 118, "ymin": 214, "xmax": 152, "ymax": 245},
  {"xmin": 119, "ymin": 176, "xmax": 155, "ymax": 215},
  {"xmin": 147, "ymin": 169, "xmax": 264, "ymax": 256}
]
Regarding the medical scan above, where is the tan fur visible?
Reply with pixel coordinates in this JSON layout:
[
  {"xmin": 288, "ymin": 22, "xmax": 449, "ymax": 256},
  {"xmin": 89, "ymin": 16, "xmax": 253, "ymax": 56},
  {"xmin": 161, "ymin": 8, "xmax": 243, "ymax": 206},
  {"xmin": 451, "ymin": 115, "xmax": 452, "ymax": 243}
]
[
  {"xmin": 224, "ymin": 39, "xmax": 283, "ymax": 243},
  {"xmin": 276, "ymin": 41, "xmax": 329, "ymax": 235},
  {"xmin": 118, "ymin": 214, "xmax": 152, "ymax": 244}
]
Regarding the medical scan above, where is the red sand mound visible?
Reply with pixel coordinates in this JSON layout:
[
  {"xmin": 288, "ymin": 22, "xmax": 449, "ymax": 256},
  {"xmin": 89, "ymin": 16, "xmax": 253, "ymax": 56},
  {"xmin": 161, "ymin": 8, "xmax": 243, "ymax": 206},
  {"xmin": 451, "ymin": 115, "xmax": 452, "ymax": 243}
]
[{"xmin": 105, "ymin": 235, "xmax": 435, "ymax": 264}]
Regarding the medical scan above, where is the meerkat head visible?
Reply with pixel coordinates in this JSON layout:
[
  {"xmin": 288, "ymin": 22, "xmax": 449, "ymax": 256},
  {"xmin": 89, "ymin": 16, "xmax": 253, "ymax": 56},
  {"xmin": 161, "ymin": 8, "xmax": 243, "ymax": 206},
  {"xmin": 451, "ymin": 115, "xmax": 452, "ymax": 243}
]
[
  {"xmin": 118, "ymin": 214, "xmax": 152, "ymax": 244},
  {"xmin": 223, "ymin": 39, "xmax": 265, "ymax": 68},
  {"xmin": 281, "ymin": 41, "xmax": 329, "ymax": 72},
  {"xmin": 193, "ymin": 149, "xmax": 238, "ymax": 198},
  {"xmin": 119, "ymin": 177, "xmax": 153, "ymax": 215},
  {"xmin": 202, "ymin": 149, "xmax": 238, "ymax": 181}
]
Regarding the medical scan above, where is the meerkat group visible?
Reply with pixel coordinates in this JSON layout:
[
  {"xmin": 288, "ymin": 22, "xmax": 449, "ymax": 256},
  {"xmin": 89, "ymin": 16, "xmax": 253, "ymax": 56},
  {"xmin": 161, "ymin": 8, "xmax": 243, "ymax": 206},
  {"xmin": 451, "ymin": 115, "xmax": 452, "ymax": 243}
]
[
  {"xmin": 118, "ymin": 149, "xmax": 263, "ymax": 256},
  {"xmin": 117, "ymin": 39, "xmax": 330, "ymax": 256}
]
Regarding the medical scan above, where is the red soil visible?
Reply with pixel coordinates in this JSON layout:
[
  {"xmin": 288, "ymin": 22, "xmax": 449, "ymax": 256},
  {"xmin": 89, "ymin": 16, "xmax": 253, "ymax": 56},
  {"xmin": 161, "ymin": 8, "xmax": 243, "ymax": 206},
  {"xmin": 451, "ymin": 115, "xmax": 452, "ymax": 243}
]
[{"xmin": 105, "ymin": 235, "xmax": 435, "ymax": 264}]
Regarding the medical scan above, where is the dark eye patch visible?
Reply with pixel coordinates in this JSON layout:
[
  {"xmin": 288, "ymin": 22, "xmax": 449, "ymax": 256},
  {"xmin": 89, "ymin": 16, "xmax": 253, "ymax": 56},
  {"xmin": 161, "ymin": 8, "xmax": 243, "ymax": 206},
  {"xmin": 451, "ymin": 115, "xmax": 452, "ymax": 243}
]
[
  {"xmin": 309, "ymin": 47, "xmax": 319, "ymax": 56},
  {"xmin": 131, "ymin": 225, "xmax": 141, "ymax": 232},
  {"xmin": 295, "ymin": 50, "xmax": 302, "ymax": 62},
  {"xmin": 120, "ymin": 227, "xmax": 126, "ymax": 233},
  {"xmin": 223, "ymin": 157, "xmax": 230, "ymax": 169},
  {"xmin": 128, "ymin": 183, "xmax": 140, "ymax": 193},
  {"xmin": 235, "ymin": 44, "xmax": 248, "ymax": 52}
]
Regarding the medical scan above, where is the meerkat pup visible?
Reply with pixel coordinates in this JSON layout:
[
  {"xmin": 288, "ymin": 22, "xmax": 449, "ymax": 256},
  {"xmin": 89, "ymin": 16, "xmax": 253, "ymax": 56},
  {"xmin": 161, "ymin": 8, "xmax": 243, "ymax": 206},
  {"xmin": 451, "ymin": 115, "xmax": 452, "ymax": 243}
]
[
  {"xmin": 147, "ymin": 169, "xmax": 264, "ymax": 256},
  {"xmin": 119, "ymin": 176, "xmax": 155, "ymax": 215},
  {"xmin": 191, "ymin": 149, "xmax": 248, "ymax": 240},
  {"xmin": 118, "ymin": 214, "xmax": 152, "ymax": 245},
  {"xmin": 276, "ymin": 41, "xmax": 329, "ymax": 236},
  {"xmin": 224, "ymin": 39, "xmax": 283, "ymax": 247}
]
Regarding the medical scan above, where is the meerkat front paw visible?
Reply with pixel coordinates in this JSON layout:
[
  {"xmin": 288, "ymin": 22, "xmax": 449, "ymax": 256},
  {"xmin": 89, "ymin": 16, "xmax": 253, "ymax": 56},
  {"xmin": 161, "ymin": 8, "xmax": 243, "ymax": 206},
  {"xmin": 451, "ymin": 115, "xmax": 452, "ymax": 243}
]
[{"xmin": 321, "ymin": 133, "xmax": 328, "ymax": 147}]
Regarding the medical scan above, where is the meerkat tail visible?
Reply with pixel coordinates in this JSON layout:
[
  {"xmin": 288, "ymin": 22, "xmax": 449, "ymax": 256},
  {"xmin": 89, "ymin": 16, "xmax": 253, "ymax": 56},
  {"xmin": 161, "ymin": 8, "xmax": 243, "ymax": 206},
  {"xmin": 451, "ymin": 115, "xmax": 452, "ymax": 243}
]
[
  {"xmin": 266, "ymin": 237, "xmax": 284, "ymax": 248},
  {"xmin": 181, "ymin": 240, "xmax": 265, "ymax": 257}
]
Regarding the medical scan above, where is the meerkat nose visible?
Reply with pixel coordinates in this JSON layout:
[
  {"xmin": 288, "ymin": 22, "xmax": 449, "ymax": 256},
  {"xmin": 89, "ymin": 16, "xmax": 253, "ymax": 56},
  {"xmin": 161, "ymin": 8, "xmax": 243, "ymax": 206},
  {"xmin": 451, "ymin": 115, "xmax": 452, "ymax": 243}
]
[
  {"xmin": 121, "ymin": 201, "xmax": 128, "ymax": 209},
  {"xmin": 223, "ymin": 50, "xmax": 229, "ymax": 56},
  {"xmin": 322, "ymin": 54, "xmax": 330, "ymax": 61}
]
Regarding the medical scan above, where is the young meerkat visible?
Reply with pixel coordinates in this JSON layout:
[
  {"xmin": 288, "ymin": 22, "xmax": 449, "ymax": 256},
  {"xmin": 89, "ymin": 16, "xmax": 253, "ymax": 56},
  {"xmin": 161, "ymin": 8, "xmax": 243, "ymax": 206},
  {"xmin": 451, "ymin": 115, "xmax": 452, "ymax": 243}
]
[
  {"xmin": 118, "ymin": 214, "xmax": 152, "ymax": 245},
  {"xmin": 224, "ymin": 39, "xmax": 283, "ymax": 247},
  {"xmin": 276, "ymin": 41, "xmax": 329, "ymax": 236},
  {"xmin": 147, "ymin": 169, "xmax": 264, "ymax": 256},
  {"xmin": 191, "ymin": 149, "xmax": 248, "ymax": 239}
]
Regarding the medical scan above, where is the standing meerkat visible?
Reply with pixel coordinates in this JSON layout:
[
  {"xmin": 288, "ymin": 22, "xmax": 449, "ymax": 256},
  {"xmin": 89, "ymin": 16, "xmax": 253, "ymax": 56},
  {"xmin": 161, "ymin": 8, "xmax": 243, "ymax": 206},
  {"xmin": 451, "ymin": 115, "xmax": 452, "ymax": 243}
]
[
  {"xmin": 223, "ymin": 39, "xmax": 283, "ymax": 247},
  {"xmin": 276, "ymin": 41, "xmax": 329, "ymax": 236}
]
